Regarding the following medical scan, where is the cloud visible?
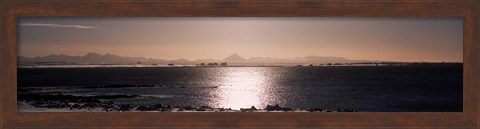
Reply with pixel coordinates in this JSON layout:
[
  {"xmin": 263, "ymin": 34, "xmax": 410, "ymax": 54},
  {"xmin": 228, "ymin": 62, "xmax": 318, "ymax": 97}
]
[{"xmin": 20, "ymin": 23, "xmax": 97, "ymax": 29}]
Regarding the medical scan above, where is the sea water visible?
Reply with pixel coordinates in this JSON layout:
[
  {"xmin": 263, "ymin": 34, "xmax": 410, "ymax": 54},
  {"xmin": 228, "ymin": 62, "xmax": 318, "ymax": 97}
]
[{"xmin": 17, "ymin": 65, "xmax": 462, "ymax": 112}]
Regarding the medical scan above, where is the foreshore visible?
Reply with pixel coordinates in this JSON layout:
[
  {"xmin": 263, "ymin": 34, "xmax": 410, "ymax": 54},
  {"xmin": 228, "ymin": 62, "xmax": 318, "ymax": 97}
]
[{"xmin": 18, "ymin": 93, "xmax": 357, "ymax": 112}]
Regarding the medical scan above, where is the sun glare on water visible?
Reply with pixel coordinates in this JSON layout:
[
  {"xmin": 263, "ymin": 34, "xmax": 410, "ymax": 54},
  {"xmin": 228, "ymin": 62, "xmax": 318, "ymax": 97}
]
[{"xmin": 215, "ymin": 67, "xmax": 275, "ymax": 110}]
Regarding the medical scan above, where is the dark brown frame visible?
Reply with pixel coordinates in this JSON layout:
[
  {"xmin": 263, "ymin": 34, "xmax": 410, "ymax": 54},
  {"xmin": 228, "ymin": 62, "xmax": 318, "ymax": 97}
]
[{"xmin": 1, "ymin": 0, "xmax": 479, "ymax": 128}]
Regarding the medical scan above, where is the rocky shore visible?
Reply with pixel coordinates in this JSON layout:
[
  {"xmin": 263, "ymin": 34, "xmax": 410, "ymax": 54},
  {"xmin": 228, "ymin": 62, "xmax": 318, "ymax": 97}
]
[{"xmin": 18, "ymin": 93, "xmax": 357, "ymax": 112}]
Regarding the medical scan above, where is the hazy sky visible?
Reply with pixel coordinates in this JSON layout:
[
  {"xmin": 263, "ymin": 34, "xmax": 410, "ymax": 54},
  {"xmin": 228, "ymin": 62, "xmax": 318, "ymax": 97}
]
[{"xmin": 18, "ymin": 17, "xmax": 463, "ymax": 62}]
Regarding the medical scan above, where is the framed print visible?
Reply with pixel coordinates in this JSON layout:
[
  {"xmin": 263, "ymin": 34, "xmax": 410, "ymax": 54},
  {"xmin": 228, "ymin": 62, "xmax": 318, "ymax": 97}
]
[{"xmin": 1, "ymin": 0, "xmax": 479, "ymax": 128}]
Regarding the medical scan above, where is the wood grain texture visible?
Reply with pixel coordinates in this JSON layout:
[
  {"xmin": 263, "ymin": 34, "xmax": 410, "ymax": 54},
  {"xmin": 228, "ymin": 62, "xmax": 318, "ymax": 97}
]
[
  {"xmin": 1, "ymin": 0, "xmax": 479, "ymax": 128},
  {"xmin": 0, "ymin": 0, "xmax": 4, "ymax": 128},
  {"xmin": 464, "ymin": 1, "xmax": 480, "ymax": 127},
  {"xmin": 474, "ymin": 2, "xmax": 480, "ymax": 126}
]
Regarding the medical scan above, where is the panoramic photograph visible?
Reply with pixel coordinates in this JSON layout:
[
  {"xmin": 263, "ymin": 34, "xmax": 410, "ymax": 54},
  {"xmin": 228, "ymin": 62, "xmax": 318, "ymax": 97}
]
[{"xmin": 17, "ymin": 17, "xmax": 463, "ymax": 112}]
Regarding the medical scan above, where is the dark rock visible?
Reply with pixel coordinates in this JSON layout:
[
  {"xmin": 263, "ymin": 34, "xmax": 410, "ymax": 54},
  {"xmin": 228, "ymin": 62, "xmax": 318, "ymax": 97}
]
[
  {"xmin": 265, "ymin": 105, "xmax": 275, "ymax": 111},
  {"xmin": 136, "ymin": 106, "xmax": 148, "ymax": 111},
  {"xmin": 118, "ymin": 104, "xmax": 131, "ymax": 111},
  {"xmin": 153, "ymin": 104, "xmax": 163, "ymax": 109},
  {"xmin": 200, "ymin": 106, "xmax": 212, "ymax": 110},
  {"xmin": 274, "ymin": 104, "xmax": 282, "ymax": 110},
  {"xmin": 265, "ymin": 104, "xmax": 288, "ymax": 111},
  {"xmin": 137, "ymin": 105, "xmax": 157, "ymax": 111},
  {"xmin": 240, "ymin": 107, "xmax": 255, "ymax": 112},
  {"xmin": 183, "ymin": 106, "xmax": 195, "ymax": 110},
  {"xmin": 307, "ymin": 108, "xmax": 324, "ymax": 112},
  {"xmin": 82, "ymin": 103, "xmax": 99, "ymax": 108},
  {"xmin": 282, "ymin": 107, "xmax": 292, "ymax": 111},
  {"xmin": 71, "ymin": 104, "xmax": 81, "ymax": 109}
]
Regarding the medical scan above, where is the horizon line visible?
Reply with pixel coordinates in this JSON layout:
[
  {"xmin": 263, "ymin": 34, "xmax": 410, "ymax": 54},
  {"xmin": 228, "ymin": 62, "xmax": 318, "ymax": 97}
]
[{"xmin": 18, "ymin": 52, "xmax": 463, "ymax": 63}]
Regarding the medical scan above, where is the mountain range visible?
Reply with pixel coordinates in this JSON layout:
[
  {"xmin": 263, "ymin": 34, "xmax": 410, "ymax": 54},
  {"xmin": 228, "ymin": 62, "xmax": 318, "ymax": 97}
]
[{"xmin": 18, "ymin": 53, "xmax": 371, "ymax": 65}]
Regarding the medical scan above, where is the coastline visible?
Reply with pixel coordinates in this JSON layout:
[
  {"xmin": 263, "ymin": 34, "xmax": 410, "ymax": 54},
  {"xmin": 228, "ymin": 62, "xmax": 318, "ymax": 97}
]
[
  {"xmin": 17, "ymin": 93, "xmax": 356, "ymax": 112},
  {"xmin": 17, "ymin": 62, "xmax": 463, "ymax": 69},
  {"xmin": 17, "ymin": 101, "xmax": 352, "ymax": 112}
]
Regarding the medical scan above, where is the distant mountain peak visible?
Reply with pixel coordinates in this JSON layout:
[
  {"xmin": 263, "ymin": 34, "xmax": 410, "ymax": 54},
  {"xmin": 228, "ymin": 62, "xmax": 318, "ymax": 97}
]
[
  {"xmin": 224, "ymin": 53, "xmax": 246, "ymax": 62},
  {"xmin": 18, "ymin": 52, "xmax": 373, "ymax": 66},
  {"xmin": 85, "ymin": 52, "xmax": 101, "ymax": 57}
]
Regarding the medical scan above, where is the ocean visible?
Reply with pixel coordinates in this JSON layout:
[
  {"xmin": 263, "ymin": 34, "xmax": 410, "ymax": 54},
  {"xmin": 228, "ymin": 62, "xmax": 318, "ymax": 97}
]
[{"xmin": 17, "ymin": 65, "xmax": 463, "ymax": 112}]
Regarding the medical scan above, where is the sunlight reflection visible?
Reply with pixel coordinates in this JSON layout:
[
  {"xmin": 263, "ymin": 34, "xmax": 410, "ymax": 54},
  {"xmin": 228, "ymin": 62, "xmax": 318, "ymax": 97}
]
[{"xmin": 216, "ymin": 67, "xmax": 271, "ymax": 110}]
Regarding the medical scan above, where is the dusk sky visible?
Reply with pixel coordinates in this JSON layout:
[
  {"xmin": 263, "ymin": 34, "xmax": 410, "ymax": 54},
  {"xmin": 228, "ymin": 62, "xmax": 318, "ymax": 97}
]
[{"xmin": 18, "ymin": 17, "xmax": 463, "ymax": 62}]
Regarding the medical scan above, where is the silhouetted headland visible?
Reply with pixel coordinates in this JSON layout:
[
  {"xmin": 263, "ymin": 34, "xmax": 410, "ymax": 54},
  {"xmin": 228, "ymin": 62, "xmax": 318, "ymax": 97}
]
[{"xmin": 18, "ymin": 52, "xmax": 461, "ymax": 68}]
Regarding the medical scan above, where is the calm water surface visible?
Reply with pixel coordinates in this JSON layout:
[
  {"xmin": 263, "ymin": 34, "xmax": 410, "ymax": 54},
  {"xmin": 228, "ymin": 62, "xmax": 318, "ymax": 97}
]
[{"xmin": 17, "ymin": 66, "xmax": 463, "ymax": 111}]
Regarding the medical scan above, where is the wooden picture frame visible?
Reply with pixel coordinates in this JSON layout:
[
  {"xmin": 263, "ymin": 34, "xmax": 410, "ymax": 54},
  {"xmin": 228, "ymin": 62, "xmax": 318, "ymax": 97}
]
[{"xmin": 1, "ymin": 0, "xmax": 478, "ymax": 128}]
